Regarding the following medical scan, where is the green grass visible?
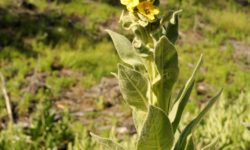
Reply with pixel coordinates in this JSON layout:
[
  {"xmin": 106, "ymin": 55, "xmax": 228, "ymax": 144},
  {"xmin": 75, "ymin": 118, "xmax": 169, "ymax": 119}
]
[
  {"xmin": 178, "ymin": 41, "xmax": 250, "ymax": 99},
  {"xmin": 195, "ymin": 93, "xmax": 250, "ymax": 149},
  {"xmin": 206, "ymin": 9, "xmax": 250, "ymax": 38}
]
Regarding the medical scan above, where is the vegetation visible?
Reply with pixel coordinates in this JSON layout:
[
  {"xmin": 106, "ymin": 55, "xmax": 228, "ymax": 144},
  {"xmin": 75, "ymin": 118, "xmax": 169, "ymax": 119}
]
[{"xmin": 0, "ymin": 0, "xmax": 249, "ymax": 149}]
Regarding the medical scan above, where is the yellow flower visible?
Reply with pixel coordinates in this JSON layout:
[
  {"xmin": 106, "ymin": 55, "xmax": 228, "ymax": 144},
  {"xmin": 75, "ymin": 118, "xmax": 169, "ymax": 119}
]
[
  {"xmin": 120, "ymin": 0, "xmax": 139, "ymax": 12},
  {"xmin": 137, "ymin": 1, "xmax": 160, "ymax": 21}
]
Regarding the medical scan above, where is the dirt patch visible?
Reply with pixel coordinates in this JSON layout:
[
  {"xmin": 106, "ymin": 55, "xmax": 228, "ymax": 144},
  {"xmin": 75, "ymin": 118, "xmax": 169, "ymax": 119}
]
[
  {"xmin": 55, "ymin": 76, "xmax": 135, "ymax": 137},
  {"xmin": 22, "ymin": 71, "xmax": 48, "ymax": 95},
  {"xmin": 13, "ymin": 66, "xmax": 134, "ymax": 137},
  {"xmin": 230, "ymin": 39, "xmax": 250, "ymax": 70},
  {"xmin": 99, "ymin": 13, "xmax": 120, "ymax": 39},
  {"xmin": 56, "ymin": 77, "xmax": 121, "ymax": 111},
  {"xmin": 178, "ymin": 31, "xmax": 204, "ymax": 46}
]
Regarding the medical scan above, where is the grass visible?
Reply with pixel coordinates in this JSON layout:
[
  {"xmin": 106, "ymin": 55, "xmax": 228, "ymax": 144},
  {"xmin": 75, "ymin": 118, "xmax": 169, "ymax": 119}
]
[
  {"xmin": 206, "ymin": 9, "xmax": 250, "ymax": 38},
  {"xmin": 58, "ymin": 40, "xmax": 118, "ymax": 87},
  {"xmin": 195, "ymin": 93, "xmax": 250, "ymax": 149},
  {"xmin": 0, "ymin": 0, "xmax": 249, "ymax": 149},
  {"xmin": 178, "ymin": 41, "xmax": 250, "ymax": 99}
]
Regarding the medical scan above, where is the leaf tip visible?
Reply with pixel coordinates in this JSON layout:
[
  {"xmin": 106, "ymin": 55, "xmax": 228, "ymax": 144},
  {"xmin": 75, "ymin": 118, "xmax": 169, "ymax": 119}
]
[
  {"xmin": 89, "ymin": 132, "xmax": 95, "ymax": 137},
  {"xmin": 105, "ymin": 29, "xmax": 113, "ymax": 35},
  {"xmin": 111, "ymin": 72, "xmax": 118, "ymax": 78}
]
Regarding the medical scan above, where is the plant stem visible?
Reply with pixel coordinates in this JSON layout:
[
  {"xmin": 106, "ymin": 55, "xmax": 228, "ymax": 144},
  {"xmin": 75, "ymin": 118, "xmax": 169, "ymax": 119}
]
[
  {"xmin": 147, "ymin": 55, "xmax": 156, "ymax": 105},
  {"xmin": 0, "ymin": 72, "xmax": 13, "ymax": 123}
]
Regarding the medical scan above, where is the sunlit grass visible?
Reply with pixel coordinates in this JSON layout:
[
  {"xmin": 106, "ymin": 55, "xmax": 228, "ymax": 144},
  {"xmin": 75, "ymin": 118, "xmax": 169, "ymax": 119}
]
[
  {"xmin": 178, "ymin": 40, "xmax": 250, "ymax": 99},
  {"xmin": 195, "ymin": 93, "xmax": 250, "ymax": 149},
  {"xmin": 59, "ymin": 40, "xmax": 119, "ymax": 87},
  {"xmin": 207, "ymin": 9, "xmax": 250, "ymax": 37}
]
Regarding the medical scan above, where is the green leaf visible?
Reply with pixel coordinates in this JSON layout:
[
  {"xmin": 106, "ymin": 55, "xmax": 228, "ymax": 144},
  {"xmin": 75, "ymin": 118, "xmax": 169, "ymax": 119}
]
[
  {"xmin": 132, "ymin": 108, "xmax": 147, "ymax": 133},
  {"xmin": 106, "ymin": 29, "xmax": 142, "ymax": 66},
  {"xmin": 90, "ymin": 133, "xmax": 125, "ymax": 150},
  {"xmin": 171, "ymin": 81, "xmax": 195, "ymax": 133},
  {"xmin": 172, "ymin": 55, "xmax": 203, "ymax": 106},
  {"xmin": 118, "ymin": 64, "xmax": 148, "ymax": 111},
  {"xmin": 169, "ymin": 55, "xmax": 203, "ymax": 133},
  {"xmin": 161, "ymin": 10, "xmax": 182, "ymax": 44},
  {"xmin": 137, "ymin": 105, "xmax": 174, "ymax": 150},
  {"xmin": 153, "ymin": 36, "xmax": 179, "ymax": 112},
  {"xmin": 133, "ymin": 25, "xmax": 153, "ymax": 48},
  {"xmin": 184, "ymin": 135, "xmax": 195, "ymax": 150},
  {"xmin": 174, "ymin": 90, "xmax": 223, "ymax": 150},
  {"xmin": 120, "ymin": 11, "xmax": 134, "ymax": 30},
  {"xmin": 160, "ymin": 11, "xmax": 173, "ymax": 26}
]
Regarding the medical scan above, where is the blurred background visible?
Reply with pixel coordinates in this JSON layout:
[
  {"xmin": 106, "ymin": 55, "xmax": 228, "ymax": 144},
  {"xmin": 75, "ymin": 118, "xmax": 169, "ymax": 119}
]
[{"xmin": 0, "ymin": 0, "xmax": 249, "ymax": 149}]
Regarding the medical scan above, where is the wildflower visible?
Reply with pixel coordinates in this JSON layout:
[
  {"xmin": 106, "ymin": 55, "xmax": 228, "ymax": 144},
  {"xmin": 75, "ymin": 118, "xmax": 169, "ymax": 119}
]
[
  {"xmin": 120, "ymin": 0, "xmax": 139, "ymax": 12},
  {"xmin": 137, "ymin": 1, "xmax": 159, "ymax": 21}
]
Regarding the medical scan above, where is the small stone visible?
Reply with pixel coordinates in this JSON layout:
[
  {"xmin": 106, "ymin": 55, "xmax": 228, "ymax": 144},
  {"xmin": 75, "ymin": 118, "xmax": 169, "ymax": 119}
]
[
  {"xmin": 197, "ymin": 83, "xmax": 208, "ymax": 95},
  {"xmin": 116, "ymin": 127, "xmax": 128, "ymax": 134}
]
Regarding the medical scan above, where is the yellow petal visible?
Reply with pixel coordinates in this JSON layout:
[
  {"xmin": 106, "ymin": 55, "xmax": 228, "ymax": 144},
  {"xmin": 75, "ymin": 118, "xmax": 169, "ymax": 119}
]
[
  {"xmin": 153, "ymin": 8, "xmax": 160, "ymax": 14},
  {"xmin": 120, "ymin": 0, "xmax": 128, "ymax": 5},
  {"xmin": 121, "ymin": 0, "xmax": 139, "ymax": 12},
  {"xmin": 121, "ymin": 0, "xmax": 139, "ymax": 6},
  {"xmin": 137, "ymin": 1, "xmax": 159, "ymax": 21},
  {"xmin": 127, "ymin": 5, "xmax": 134, "ymax": 12},
  {"xmin": 147, "ymin": 14, "xmax": 155, "ymax": 21},
  {"xmin": 130, "ymin": 0, "xmax": 139, "ymax": 8}
]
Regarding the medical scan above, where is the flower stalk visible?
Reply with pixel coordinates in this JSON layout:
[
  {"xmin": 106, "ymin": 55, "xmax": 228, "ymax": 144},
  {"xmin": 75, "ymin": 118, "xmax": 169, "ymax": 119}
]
[{"xmin": 91, "ymin": 0, "xmax": 222, "ymax": 149}]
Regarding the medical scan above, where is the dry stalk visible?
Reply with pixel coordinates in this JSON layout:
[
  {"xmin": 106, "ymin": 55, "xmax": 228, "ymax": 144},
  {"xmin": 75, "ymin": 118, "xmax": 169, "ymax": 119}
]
[{"xmin": 0, "ymin": 72, "xmax": 13, "ymax": 123}]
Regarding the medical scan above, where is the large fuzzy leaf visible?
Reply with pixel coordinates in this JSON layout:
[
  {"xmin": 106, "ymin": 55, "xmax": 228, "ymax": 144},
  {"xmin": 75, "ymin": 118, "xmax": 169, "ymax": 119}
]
[
  {"xmin": 118, "ymin": 64, "xmax": 148, "ymax": 111},
  {"xmin": 153, "ymin": 36, "xmax": 179, "ymax": 112},
  {"xmin": 90, "ymin": 133, "xmax": 125, "ymax": 150},
  {"xmin": 174, "ymin": 90, "xmax": 223, "ymax": 150},
  {"xmin": 106, "ymin": 29, "xmax": 142, "ymax": 66},
  {"xmin": 137, "ymin": 105, "xmax": 174, "ymax": 150},
  {"xmin": 169, "ymin": 55, "xmax": 203, "ymax": 133}
]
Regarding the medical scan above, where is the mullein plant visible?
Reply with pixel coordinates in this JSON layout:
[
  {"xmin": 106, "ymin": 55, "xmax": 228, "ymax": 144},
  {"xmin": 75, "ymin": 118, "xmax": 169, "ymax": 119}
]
[{"xmin": 91, "ymin": 0, "xmax": 222, "ymax": 149}]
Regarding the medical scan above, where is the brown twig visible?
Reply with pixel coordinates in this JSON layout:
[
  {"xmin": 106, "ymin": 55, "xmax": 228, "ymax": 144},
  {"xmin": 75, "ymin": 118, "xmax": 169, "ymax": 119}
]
[{"xmin": 0, "ymin": 72, "xmax": 13, "ymax": 123}]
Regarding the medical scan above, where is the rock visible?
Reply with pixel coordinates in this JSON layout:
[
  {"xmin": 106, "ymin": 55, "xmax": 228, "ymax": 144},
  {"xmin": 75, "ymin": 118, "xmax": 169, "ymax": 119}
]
[
  {"xmin": 116, "ymin": 127, "xmax": 128, "ymax": 134},
  {"xmin": 197, "ymin": 82, "xmax": 208, "ymax": 95}
]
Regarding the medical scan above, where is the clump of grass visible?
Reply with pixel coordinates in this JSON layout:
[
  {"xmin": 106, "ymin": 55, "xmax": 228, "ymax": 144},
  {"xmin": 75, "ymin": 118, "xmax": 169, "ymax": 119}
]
[
  {"xmin": 68, "ymin": 122, "xmax": 97, "ymax": 150},
  {"xmin": 0, "ymin": 95, "xmax": 97, "ymax": 150},
  {"xmin": 46, "ymin": 75, "xmax": 77, "ymax": 96},
  {"xmin": 178, "ymin": 41, "xmax": 250, "ymax": 99},
  {"xmin": 195, "ymin": 93, "xmax": 250, "ymax": 149},
  {"xmin": 206, "ymin": 9, "xmax": 250, "ymax": 38},
  {"xmin": 59, "ymin": 40, "xmax": 119, "ymax": 87}
]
